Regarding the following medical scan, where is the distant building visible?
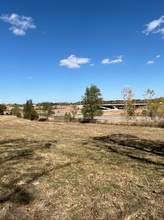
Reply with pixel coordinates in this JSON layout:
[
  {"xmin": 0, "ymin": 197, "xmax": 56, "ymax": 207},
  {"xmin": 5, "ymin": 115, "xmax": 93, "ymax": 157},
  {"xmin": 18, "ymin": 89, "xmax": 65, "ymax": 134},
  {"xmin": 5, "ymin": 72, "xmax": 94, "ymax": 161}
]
[{"xmin": 77, "ymin": 105, "xmax": 83, "ymax": 109}]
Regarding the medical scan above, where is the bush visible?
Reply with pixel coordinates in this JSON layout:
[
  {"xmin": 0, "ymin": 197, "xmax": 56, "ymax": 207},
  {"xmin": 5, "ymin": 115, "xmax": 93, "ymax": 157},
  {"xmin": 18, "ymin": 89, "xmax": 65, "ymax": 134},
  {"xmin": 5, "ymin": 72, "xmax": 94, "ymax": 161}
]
[
  {"xmin": 11, "ymin": 105, "xmax": 21, "ymax": 118},
  {"xmin": 0, "ymin": 104, "xmax": 6, "ymax": 115},
  {"xmin": 16, "ymin": 112, "xmax": 21, "ymax": 118},
  {"xmin": 141, "ymin": 110, "xmax": 147, "ymax": 116},
  {"xmin": 64, "ymin": 112, "xmax": 73, "ymax": 122},
  {"xmin": 30, "ymin": 109, "xmax": 39, "ymax": 120}
]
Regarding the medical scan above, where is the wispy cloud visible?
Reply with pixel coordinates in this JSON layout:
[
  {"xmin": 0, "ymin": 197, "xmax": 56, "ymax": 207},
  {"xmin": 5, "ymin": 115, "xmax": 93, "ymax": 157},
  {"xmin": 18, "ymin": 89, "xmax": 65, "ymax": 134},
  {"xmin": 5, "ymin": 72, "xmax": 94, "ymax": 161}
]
[
  {"xmin": 0, "ymin": 99, "xmax": 3, "ymax": 102},
  {"xmin": 101, "ymin": 56, "xmax": 123, "ymax": 64},
  {"xmin": 90, "ymin": 63, "xmax": 94, "ymax": 66},
  {"xmin": 156, "ymin": 55, "xmax": 161, "ymax": 58},
  {"xmin": 142, "ymin": 15, "xmax": 164, "ymax": 38},
  {"xmin": 0, "ymin": 13, "xmax": 36, "ymax": 36},
  {"xmin": 26, "ymin": 77, "xmax": 32, "ymax": 79},
  {"xmin": 147, "ymin": 61, "xmax": 154, "ymax": 64},
  {"xmin": 59, "ymin": 55, "xmax": 91, "ymax": 68}
]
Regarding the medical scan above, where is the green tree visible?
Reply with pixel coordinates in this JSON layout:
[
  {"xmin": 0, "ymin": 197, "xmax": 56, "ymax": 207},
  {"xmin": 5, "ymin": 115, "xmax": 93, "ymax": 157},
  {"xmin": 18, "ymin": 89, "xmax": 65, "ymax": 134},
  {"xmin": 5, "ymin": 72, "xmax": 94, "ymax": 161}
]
[
  {"xmin": 11, "ymin": 104, "xmax": 21, "ymax": 117},
  {"xmin": 81, "ymin": 84, "xmax": 103, "ymax": 120},
  {"xmin": 121, "ymin": 86, "xmax": 135, "ymax": 119},
  {"xmin": 0, "ymin": 104, "xmax": 7, "ymax": 115},
  {"xmin": 42, "ymin": 102, "xmax": 53, "ymax": 120},
  {"xmin": 23, "ymin": 99, "xmax": 38, "ymax": 120}
]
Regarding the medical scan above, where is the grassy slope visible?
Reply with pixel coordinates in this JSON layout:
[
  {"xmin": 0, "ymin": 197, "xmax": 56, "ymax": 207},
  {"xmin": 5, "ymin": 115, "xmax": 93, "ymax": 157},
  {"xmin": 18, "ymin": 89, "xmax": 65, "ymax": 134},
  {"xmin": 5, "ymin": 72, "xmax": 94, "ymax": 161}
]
[{"xmin": 0, "ymin": 116, "xmax": 164, "ymax": 220}]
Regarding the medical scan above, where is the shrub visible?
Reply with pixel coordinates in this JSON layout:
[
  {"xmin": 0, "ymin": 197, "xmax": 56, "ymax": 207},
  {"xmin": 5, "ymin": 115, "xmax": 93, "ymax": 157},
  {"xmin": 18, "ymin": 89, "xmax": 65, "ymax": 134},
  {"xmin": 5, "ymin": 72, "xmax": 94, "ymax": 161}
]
[
  {"xmin": 64, "ymin": 112, "xmax": 73, "ymax": 122},
  {"xmin": 11, "ymin": 105, "xmax": 21, "ymax": 118},
  {"xmin": 16, "ymin": 112, "xmax": 21, "ymax": 118},
  {"xmin": 30, "ymin": 109, "xmax": 39, "ymax": 120},
  {"xmin": 0, "ymin": 104, "xmax": 6, "ymax": 115},
  {"xmin": 141, "ymin": 110, "xmax": 147, "ymax": 116}
]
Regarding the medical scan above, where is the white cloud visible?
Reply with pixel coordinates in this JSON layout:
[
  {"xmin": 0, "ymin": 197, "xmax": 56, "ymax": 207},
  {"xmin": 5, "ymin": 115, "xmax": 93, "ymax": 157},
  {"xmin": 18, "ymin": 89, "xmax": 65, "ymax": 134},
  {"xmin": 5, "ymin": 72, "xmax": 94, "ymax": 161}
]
[
  {"xmin": 156, "ymin": 55, "xmax": 161, "ymax": 58},
  {"xmin": 101, "ymin": 58, "xmax": 110, "ymax": 64},
  {"xmin": 59, "ymin": 55, "xmax": 91, "ymax": 68},
  {"xmin": 0, "ymin": 99, "xmax": 3, "ymax": 102},
  {"xmin": 142, "ymin": 15, "xmax": 164, "ymax": 38},
  {"xmin": 90, "ymin": 63, "xmax": 94, "ymax": 66},
  {"xmin": 9, "ymin": 27, "xmax": 26, "ymax": 35},
  {"xmin": 0, "ymin": 13, "xmax": 36, "ymax": 36},
  {"xmin": 101, "ymin": 56, "xmax": 123, "ymax": 64},
  {"xmin": 153, "ymin": 28, "xmax": 164, "ymax": 35},
  {"xmin": 147, "ymin": 61, "xmax": 154, "ymax": 64}
]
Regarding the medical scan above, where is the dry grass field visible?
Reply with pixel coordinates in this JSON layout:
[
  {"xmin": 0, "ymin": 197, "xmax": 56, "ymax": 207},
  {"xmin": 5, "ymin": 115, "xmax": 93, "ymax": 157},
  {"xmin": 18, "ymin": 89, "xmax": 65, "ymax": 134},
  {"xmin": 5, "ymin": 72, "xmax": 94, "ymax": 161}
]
[
  {"xmin": 0, "ymin": 116, "xmax": 164, "ymax": 220},
  {"xmin": 53, "ymin": 108, "xmax": 144, "ymax": 116}
]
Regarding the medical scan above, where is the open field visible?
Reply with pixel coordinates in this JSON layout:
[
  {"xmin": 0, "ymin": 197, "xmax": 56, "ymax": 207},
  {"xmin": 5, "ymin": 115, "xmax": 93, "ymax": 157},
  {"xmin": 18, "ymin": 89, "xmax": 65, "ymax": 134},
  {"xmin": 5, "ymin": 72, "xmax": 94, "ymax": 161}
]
[{"xmin": 0, "ymin": 116, "xmax": 164, "ymax": 220}]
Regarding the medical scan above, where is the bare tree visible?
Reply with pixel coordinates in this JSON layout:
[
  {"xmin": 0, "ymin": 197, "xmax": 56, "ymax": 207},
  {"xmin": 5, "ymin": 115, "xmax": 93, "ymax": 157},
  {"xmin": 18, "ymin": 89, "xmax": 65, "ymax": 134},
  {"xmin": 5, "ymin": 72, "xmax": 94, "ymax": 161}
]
[
  {"xmin": 71, "ymin": 105, "xmax": 78, "ymax": 120},
  {"xmin": 142, "ymin": 89, "xmax": 155, "ymax": 120},
  {"xmin": 121, "ymin": 86, "xmax": 135, "ymax": 122}
]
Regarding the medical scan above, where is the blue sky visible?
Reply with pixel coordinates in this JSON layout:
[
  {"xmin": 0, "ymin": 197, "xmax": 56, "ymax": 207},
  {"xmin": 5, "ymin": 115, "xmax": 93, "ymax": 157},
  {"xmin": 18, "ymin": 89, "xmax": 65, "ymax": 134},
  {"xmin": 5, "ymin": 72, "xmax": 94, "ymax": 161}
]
[{"xmin": 0, "ymin": 0, "xmax": 164, "ymax": 104}]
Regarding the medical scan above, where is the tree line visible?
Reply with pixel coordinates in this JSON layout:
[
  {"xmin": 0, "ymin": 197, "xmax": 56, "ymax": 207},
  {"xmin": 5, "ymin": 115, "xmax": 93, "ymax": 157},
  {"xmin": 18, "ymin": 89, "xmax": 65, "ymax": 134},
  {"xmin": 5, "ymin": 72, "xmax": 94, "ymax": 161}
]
[{"xmin": 1, "ymin": 84, "xmax": 164, "ymax": 121}]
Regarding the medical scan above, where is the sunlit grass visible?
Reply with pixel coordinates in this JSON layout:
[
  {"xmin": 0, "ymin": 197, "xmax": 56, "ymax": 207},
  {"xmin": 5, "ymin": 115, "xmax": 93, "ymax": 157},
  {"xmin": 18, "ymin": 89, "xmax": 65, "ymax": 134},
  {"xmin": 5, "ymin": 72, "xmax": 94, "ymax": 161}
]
[{"xmin": 0, "ymin": 115, "xmax": 164, "ymax": 219}]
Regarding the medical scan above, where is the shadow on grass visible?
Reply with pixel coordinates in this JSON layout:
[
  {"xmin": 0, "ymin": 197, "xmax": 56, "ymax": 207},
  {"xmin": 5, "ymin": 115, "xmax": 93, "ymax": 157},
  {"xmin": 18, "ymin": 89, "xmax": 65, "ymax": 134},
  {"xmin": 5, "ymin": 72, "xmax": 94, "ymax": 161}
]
[
  {"xmin": 84, "ymin": 134, "xmax": 164, "ymax": 168},
  {"xmin": 0, "ymin": 138, "xmax": 58, "ymax": 206},
  {"xmin": 0, "ymin": 139, "xmax": 58, "ymax": 165},
  {"xmin": 0, "ymin": 186, "xmax": 34, "ymax": 205},
  {"xmin": 85, "ymin": 134, "xmax": 164, "ymax": 219},
  {"xmin": 0, "ymin": 138, "xmax": 57, "ymax": 146}
]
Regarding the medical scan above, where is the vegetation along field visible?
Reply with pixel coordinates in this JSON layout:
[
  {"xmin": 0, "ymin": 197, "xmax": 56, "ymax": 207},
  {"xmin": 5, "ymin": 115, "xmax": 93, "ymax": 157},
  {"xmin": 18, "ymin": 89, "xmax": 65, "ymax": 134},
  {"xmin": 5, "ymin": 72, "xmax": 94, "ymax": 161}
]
[{"xmin": 0, "ymin": 116, "xmax": 164, "ymax": 220}]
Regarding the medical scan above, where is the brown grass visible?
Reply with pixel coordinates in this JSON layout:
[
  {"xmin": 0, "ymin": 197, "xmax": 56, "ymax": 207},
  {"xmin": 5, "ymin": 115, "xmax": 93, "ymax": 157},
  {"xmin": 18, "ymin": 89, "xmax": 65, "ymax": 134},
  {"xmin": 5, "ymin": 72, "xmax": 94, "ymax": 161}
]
[{"xmin": 0, "ymin": 115, "xmax": 164, "ymax": 220}]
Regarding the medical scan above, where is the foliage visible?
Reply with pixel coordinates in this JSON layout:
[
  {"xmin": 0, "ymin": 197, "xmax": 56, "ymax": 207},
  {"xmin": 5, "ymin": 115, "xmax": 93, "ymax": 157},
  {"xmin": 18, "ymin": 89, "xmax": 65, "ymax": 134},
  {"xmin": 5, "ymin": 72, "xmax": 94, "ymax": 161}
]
[
  {"xmin": 42, "ymin": 102, "xmax": 53, "ymax": 120},
  {"xmin": 147, "ymin": 99, "xmax": 159, "ymax": 120},
  {"xmin": 141, "ymin": 109, "xmax": 147, "ymax": 117},
  {"xmin": 81, "ymin": 84, "xmax": 103, "ymax": 120},
  {"xmin": 0, "ymin": 104, "xmax": 7, "ymax": 115},
  {"xmin": 142, "ymin": 89, "xmax": 155, "ymax": 120},
  {"xmin": 11, "ymin": 105, "xmax": 21, "ymax": 117},
  {"xmin": 64, "ymin": 112, "xmax": 73, "ymax": 122},
  {"xmin": 31, "ymin": 109, "xmax": 39, "ymax": 120},
  {"xmin": 121, "ymin": 86, "xmax": 135, "ymax": 118},
  {"xmin": 143, "ymin": 89, "xmax": 155, "ymax": 101},
  {"xmin": 147, "ymin": 97, "xmax": 164, "ymax": 120},
  {"xmin": 16, "ymin": 112, "xmax": 21, "ymax": 118},
  {"xmin": 127, "ymin": 100, "xmax": 135, "ymax": 117},
  {"xmin": 23, "ymin": 99, "xmax": 38, "ymax": 120},
  {"xmin": 157, "ymin": 102, "xmax": 164, "ymax": 119}
]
